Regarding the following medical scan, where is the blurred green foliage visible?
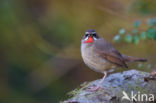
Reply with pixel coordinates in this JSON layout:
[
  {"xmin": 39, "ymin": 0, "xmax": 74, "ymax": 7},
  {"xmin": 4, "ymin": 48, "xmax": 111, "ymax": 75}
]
[
  {"xmin": 114, "ymin": 18, "xmax": 156, "ymax": 44},
  {"xmin": 131, "ymin": 0, "xmax": 156, "ymax": 15}
]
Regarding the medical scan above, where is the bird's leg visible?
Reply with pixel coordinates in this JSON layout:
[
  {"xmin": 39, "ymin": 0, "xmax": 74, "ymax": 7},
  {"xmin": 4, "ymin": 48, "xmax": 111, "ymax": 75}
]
[
  {"xmin": 89, "ymin": 72, "xmax": 107, "ymax": 91},
  {"xmin": 151, "ymin": 71, "xmax": 156, "ymax": 76}
]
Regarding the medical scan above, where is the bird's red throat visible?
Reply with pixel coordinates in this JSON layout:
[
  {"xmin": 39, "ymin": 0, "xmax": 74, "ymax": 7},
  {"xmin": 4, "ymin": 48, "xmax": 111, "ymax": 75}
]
[{"xmin": 84, "ymin": 36, "xmax": 94, "ymax": 43}]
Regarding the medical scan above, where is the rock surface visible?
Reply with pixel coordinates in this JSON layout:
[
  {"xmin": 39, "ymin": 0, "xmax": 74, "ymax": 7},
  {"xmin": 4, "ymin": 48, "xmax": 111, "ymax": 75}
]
[{"xmin": 62, "ymin": 70, "xmax": 156, "ymax": 103}]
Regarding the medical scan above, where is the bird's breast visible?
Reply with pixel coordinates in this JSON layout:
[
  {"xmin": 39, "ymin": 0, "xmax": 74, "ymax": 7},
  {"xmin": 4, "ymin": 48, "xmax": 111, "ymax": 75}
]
[{"xmin": 81, "ymin": 43, "xmax": 116, "ymax": 73}]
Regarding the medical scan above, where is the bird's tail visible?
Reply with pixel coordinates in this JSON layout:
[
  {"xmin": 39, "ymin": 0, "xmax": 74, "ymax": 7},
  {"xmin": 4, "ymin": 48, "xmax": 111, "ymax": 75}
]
[{"xmin": 122, "ymin": 54, "xmax": 147, "ymax": 62}]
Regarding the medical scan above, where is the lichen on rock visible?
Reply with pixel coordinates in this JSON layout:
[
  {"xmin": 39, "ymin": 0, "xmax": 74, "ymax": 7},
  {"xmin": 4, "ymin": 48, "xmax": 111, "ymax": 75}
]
[{"xmin": 62, "ymin": 70, "xmax": 156, "ymax": 103}]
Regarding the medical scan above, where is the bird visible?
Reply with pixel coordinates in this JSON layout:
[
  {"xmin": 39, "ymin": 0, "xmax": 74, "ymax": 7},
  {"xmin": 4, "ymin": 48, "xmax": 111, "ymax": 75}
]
[{"xmin": 81, "ymin": 29, "xmax": 147, "ymax": 91}]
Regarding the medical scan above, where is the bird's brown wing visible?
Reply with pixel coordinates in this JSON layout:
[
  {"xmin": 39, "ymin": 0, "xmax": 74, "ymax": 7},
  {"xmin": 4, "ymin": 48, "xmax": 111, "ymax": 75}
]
[{"xmin": 94, "ymin": 38, "xmax": 128, "ymax": 68}]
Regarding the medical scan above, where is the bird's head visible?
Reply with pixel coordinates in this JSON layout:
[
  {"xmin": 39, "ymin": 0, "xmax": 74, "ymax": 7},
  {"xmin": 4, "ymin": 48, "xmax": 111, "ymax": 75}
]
[{"xmin": 82, "ymin": 29, "xmax": 99, "ymax": 43}]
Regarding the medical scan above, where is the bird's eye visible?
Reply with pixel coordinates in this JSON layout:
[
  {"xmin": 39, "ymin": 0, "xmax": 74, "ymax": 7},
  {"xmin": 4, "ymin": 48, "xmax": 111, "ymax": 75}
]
[
  {"xmin": 92, "ymin": 34, "xmax": 96, "ymax": 37},
  {"xmin": 85, "ymin": 34, "xmax": 89, "ymax": 37}
]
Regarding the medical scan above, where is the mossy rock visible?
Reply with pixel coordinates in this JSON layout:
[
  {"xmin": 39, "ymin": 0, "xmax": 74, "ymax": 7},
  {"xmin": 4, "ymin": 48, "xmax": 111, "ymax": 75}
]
[{"xmin": 62, "ymin": 70, "xmax": 156, "ymax": 103}]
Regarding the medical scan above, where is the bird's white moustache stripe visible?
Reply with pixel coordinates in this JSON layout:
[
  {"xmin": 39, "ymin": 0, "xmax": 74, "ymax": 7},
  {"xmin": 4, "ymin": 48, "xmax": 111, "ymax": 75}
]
[
  {"xmin": 85, "ymin": 32, "xmax": 96, "ymax": 34},
  {"xmin": 84, "ymin": 36, "xmax": 89, "ymax": 40},
  {"xmin": 93, "ymin": 37, "xmax": 97, "ymax": 40}
]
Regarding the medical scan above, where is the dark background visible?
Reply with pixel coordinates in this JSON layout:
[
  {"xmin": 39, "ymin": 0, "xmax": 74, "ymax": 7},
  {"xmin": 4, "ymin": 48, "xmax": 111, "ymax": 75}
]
[{"xmin": 0, "ymin": 0, "xmax": 156, "ymax": 103}]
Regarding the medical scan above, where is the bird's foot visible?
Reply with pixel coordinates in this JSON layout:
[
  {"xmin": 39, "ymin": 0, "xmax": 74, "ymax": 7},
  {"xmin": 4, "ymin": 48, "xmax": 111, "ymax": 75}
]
[{"xmin": 151, "ymin": 71, "xmax": 156, "ymax": 76}]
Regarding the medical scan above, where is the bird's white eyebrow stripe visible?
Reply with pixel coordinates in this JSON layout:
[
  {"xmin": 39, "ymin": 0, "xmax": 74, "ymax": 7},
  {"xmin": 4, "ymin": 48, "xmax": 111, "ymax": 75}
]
[{"xmin": 85, "ymin": 32, "xmax": 96, "ymax": 34}]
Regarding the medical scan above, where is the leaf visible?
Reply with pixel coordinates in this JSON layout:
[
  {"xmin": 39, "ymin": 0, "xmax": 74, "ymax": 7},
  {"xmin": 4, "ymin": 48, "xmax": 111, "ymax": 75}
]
[
  {"xmin": 138, "ymin": 63, "xmax": 143, "ymax": 68},
  {"xmin": 147, "ymin": 33, "xmax": 154, "ymax": 39},
  {"xmin": 147, "ymin": 28, "xmax": 156, "ymax": 39},
  {"xmin": 134, "ymin": 21, "xmax": 141, "ymax": 28},
  {"xmin": 124, "ymin": 34, "xmax": 132, "ymax": 43},
  {"xmin": 147, "ymin": 64, "xmax": 152, "ymax": 69},
  {"xmin": 154, "ymin": 34, "xmax": 156, "ymax": 40},
  {"xmin": 113, "ymin": 35, "xmax": 120, "ymax": 41},
  {"xmin": 133, "ymin": 36, "xmax": 139, "ymax": 45},
  {"xmin": 140, "ymin": 32, "xmax": 146, "ymax": 40},
  {"xmin": 148, "ymin": 18, "xmax": 156, "ymax": 26},
  {"xmin": 132, "ymin": 29, "xmax": 138, "ymax": 34},
  {"xmin": 119, "ymin": 29, "xmax": 126, "ymax": 35}
]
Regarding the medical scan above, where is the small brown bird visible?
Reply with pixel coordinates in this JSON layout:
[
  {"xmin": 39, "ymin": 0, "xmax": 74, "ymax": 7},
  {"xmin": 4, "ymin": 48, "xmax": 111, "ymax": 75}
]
[{"xmin": 81, "ymin": 29, "xmax": 147, "ymax": 91}]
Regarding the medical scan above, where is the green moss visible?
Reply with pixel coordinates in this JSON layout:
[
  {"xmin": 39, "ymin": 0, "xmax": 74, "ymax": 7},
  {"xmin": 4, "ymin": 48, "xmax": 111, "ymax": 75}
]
[
  {"xmin": 67, "ymin": 82, "xmax": 89, "ymax": 98},
  {"xmin": 133, "ymin": 85, "xmax": 147, "ymax": 93}
]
